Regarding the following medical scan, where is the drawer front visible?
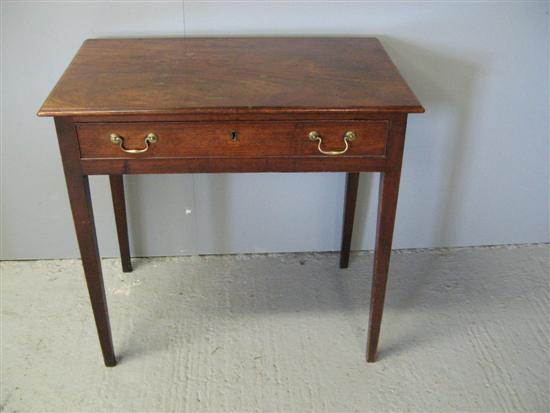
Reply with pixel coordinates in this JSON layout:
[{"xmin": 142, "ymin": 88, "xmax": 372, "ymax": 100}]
[{"xmin": 76, "ymin": 121, "xmax": 389, "ymax": 159}]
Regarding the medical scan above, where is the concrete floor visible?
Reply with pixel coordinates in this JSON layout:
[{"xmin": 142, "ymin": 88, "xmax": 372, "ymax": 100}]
[{"xmin": 1, "ymin": 244, "xmax": 548, "ymax": 412}]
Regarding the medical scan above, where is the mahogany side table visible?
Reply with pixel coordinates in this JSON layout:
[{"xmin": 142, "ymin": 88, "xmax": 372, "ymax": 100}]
[{"xmin": 38, "ymin": 38, "xmax": 424, "ymax": 366}]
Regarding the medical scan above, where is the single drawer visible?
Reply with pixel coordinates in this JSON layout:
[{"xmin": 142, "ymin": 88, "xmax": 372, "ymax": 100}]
[{"xmin": 75, "ymin": 121, "xmax": 389, "ymax": 159}]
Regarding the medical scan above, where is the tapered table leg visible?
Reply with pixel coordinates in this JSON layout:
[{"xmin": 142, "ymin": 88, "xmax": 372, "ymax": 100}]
[
  {"xmin": 366, "ymin": 169, "xmax": 402, "ymax": 362},
  {"xmin": 55, "ymin": 118, "xmax": 116, "ymax": 367},
  {"xmin": 340, "ymin": 172, "xmax": 360, "ymax": 269},
  {"xmin": 109, "ymin": 175, "xmax": 132, "ymax": 272}
]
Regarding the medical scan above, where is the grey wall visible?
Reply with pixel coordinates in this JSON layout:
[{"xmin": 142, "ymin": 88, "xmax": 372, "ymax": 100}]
[{"xmin": 1, "ymin": 1, "xmax": 549, "ymax": 260}]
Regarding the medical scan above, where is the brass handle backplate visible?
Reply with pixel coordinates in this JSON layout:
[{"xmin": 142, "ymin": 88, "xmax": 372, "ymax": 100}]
[
  {"xmin": 308, "ymin": 131, "xmax": 356, "ymax": 156},
  {"xmin": 110, "ymin": 133, "xmax": 158, "ymax": 154}
]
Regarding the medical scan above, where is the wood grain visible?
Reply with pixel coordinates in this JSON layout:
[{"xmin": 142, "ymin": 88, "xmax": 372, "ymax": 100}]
[
  {"xmin": 79, "ymin": 157, "xmax": 389, "ymax": 175},
  {"xmin": 55, "ymin": 117, "xmax": 116, "ymax": 367},
  {"xmin": 76, "ymin": 120, "xmax": 388, "ymax": 159},
  {"xmin": 366, "ymin": 115, "xmax": 408, "ymax": 362},
  {"xmin": 41, "ymin": 38, "xmax": 424, "ymax": 365},
  {"xmin": 38, "ymin": 38, "xmax": 424, "ymax": 117}
]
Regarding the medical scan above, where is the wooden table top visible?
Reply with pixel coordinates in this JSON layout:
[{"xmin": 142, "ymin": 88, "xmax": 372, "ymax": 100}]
[{"xmin": 38, "ymin": 37, "xmax": 424, "ymax": 117}]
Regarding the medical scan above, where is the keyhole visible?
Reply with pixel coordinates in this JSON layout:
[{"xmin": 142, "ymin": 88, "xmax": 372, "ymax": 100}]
[{"xmin": 230, "ymin": 130, "xmax": 238, "ymax": 142}]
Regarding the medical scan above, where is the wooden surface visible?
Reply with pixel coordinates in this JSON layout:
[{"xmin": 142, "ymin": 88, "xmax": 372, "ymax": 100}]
[
  {"xmin": 41, "ymin": 37, "xmax": 423, "ymax": 365},
  {"xmin": 366, "ymin": 115, "xmax": 407, "ymax": 362},
  {"xmin": 76, "ymin": 120, "xmax": 388, "ymax": 159},
  {"xmin": 340, "ymin": 172, "xmax": 360, "ymax": 269},
  {"xmin": 38, "ymin": 38, "xmax": 424, "ymax": 117},
  {"xmin": 55, "ymin": 117, "xmax": 116, "ymax": 366},
  {"xmin": 109, "ymin": 175, "xmax": 132, "ymax": 273}
]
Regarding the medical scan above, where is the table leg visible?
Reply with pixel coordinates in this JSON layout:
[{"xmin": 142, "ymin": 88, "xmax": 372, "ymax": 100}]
[
  {"xmin": 55, "ymin": 118, "xmax": 116, "ymax": 367},
  {"xmin": 109, "ymin": 175, "xmax": 132, "ymax": 272},
  {"xmin": 366, "ymin": 169, "xmax": 401, "ymax": 362},
  {"xmin": 340, "ymin": 172, "xmax": 360, "ymax": 269}
]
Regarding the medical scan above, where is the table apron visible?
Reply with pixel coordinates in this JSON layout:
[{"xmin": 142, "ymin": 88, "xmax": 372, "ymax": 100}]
[{"xmin": 79, "ymin": 157, "xmax": 389, "ymax": 175}]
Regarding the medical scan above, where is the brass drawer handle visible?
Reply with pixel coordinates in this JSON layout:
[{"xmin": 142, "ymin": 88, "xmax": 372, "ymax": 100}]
[
  {"xmin": 308, "ymin": 131, "xmax": 356, "ymax": 156},
  {"xmin": 110, "ymin": 133, "xmax": 158, "ymax": 154}
]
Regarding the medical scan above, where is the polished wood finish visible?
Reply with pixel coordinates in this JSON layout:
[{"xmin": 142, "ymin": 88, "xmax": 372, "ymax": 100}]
[
  {"xmin": 38, "ymin": 38, "xmax": 423, "ymax": 117},
  {"xmin": 40, "ymin": 38, "xmax": 423, "ymax": 366},
  {"xmin": 367, "ymin": 115, "xmax": 407, "ymax": 362},
  {"xmin": 80, "ymin": 156, "xmax": 388, "ymax": 175},
  {"xmin": 76, "ymin": 120, "xmax": 388, "ymax": 160},
  {"xmin": 109, "ymin": 175, "xmax": 132, "ymax": 273},
  {"xmin": 340, "ymin": 173, "xmax": 360, "ymax": 269},
  {"xmin": 55, "ymin": 117, "xmax": 116, "ymax": 367}
]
